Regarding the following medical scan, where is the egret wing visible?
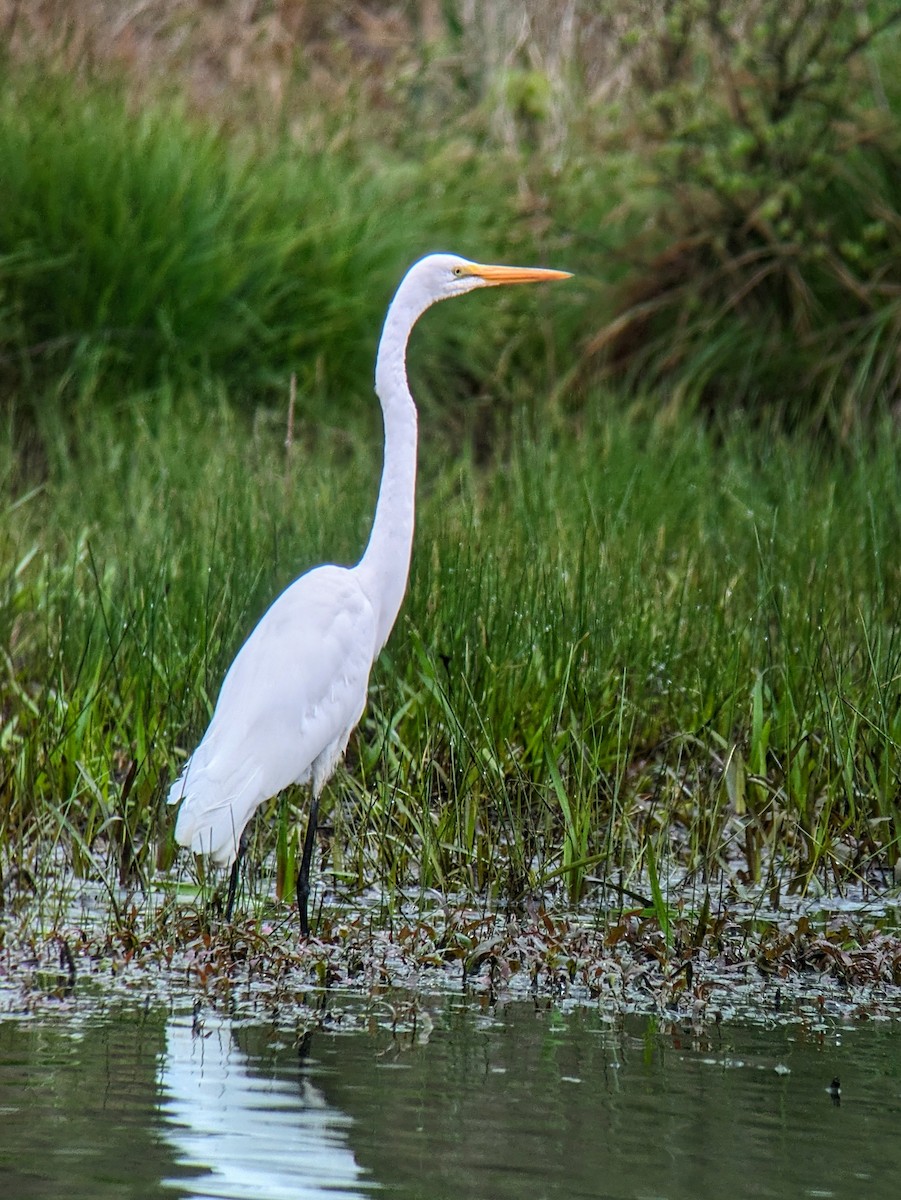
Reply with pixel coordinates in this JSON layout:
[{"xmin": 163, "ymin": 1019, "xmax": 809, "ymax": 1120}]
[{"xmin": 170, "ymin": 565, "xmax": 377, "ymax": 864}]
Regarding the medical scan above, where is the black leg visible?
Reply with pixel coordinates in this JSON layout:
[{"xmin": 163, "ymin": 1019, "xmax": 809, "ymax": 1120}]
[
  {"xmin": 296, "ymin": 794, "xmax": 320, "ymax": 938},
  {"xmin": 225, "ymin": 834, "xmax": 247, "ymax": 921}
]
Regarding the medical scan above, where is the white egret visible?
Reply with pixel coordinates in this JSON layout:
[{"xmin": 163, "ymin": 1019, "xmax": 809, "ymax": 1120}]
[{"xmin": 168, "ymin": 252, "xmax": 571, "ymax": 934}]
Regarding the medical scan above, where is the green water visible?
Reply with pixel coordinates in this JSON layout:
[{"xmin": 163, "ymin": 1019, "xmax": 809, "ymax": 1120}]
[{"xmin": 1, "ymin": 997, "xmax": 899, "ymax": 1198}]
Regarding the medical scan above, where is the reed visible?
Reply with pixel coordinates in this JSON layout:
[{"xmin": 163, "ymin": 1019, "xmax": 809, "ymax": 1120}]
[
  {"xmin": 2, "ymin": 392, "xmax": 898, "ymax": 920},
  {"xmin": 0, "ymin": 4, "xmax": 898, "ymax": 934}
]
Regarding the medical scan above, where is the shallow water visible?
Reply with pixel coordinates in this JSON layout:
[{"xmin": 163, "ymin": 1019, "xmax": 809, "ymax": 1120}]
[{"xmin": 1, "ymin": 996, "xmax": 899, "ymax": 1199}]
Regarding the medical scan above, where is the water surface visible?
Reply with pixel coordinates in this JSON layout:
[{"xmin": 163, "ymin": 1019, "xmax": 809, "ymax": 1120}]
[{"xmin": 1, "ymin": 996, "xmax": 899, "ymax": 1198}]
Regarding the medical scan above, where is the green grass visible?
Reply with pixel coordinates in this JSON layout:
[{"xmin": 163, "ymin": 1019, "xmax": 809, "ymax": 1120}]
[
  {"xmin": 0, "ymin": 11, "xmax": 899, "ymax": 933},
  {"xmin": 1, "ymin": 388, "xmax": 898, "ymax": 918},
  {"xmin": 2, "ymin": 5, "xmax": 900, "ymax": 432},
  {"xmin": 0, "ymin": 66, "xmax": 574, "ymax": 436}
]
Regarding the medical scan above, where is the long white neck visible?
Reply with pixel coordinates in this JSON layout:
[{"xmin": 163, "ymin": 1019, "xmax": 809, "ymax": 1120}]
[{"xmin": 357, "ymin": 278, "xmax": 430, "ymax": 651}]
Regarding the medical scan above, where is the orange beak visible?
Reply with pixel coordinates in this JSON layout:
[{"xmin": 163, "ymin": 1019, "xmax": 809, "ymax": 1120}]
[{"xmin": 465, "ymin": 263, "xmax": 573, "ymax": 286}]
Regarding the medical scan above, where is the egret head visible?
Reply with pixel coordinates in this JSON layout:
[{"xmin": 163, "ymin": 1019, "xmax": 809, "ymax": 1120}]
[
  {"xmin": 377, "ymin": 252, "xmax": 571, "ymax": 391},
  {"xmin": 408, "ymin": 253, "xmax": 572, "ymax": 304}
]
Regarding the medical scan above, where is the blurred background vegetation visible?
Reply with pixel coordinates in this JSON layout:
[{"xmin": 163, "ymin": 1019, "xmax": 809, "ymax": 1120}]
[
  {"xmin": 1, "ymin": 1, "xmax": 899, "ymax": 913},
  {"xmin": 1, "ymin": 0, "xmax": 899, "ymax": 432}
]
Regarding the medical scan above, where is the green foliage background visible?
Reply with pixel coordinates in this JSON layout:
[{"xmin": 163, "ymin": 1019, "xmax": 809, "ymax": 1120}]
[{"xmin": 0, "ymin": 1, "xmax": 899, "ymax": 917}]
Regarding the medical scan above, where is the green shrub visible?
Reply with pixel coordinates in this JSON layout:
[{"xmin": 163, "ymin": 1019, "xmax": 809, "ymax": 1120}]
[
  {"xmin": 585, "ymin": 0, "xmax": 901, "ymax": 429},
  {"xmin": 0, "ymin": 69, "xmax": 549, "ymax": 425}
]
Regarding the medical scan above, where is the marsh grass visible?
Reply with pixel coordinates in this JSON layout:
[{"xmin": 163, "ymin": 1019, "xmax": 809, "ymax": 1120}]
[
  {"xmin": 1, "ymin": 388, "xmax": 898, "ymax": 927},
  {"xmin": 0, "ymin": 67, "xmax": 551, "ymax": 431},
  {"xmin": 0, "ymin": 6, "xmax": 899, "ymax": 940}
]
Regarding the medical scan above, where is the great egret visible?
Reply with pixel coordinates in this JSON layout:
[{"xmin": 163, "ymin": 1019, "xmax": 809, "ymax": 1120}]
[{"xmin": 168, "ymin": 252, "xmax": 571, "ymax": 934}]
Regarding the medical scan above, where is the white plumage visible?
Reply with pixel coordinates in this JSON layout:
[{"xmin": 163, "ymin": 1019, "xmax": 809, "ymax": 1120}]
[
  {"xmin": 170, "ymin": 567, "xmax": 376, "ymax": 864},
  {"xmin": 167, "ymin": 252, "xmax": 571, "ymax": 930}
]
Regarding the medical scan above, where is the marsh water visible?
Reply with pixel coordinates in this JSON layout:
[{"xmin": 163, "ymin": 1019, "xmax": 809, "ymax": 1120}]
[{"xmin": 1, "ymin": 994, "xmax": 900, "ymax": 1199}]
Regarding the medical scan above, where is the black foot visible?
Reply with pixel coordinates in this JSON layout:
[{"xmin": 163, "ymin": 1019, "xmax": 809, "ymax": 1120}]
[
  {"xmin": 296, "ymin": 795, "xmax": 320, "ymax": 938},
  {"xmin": 225, "ymin": 834, "xmax": 248, "ymax": 921}
]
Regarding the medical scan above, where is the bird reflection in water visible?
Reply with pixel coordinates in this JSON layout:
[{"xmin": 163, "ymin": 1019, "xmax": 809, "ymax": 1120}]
[{"xmin": 159, "ymin": 1012, "xmax": 375, "ymax": 1199}]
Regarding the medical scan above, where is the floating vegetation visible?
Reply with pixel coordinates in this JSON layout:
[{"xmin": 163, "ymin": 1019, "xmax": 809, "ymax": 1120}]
[{"xmin": 4, "ymin": 883, "xmax": 901, "ymax": 1028}]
